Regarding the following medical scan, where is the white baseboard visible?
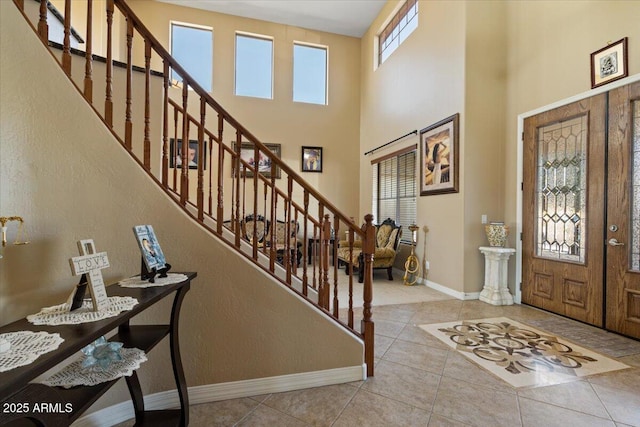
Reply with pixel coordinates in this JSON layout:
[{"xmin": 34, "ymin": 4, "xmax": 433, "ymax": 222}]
[
  {"xmin": 73, "ymin": 364, "xmax": 365, "ymax": 427},
  {"xmin": 419, "ymin": 277, "xmax": 480, "ymax": 301}
]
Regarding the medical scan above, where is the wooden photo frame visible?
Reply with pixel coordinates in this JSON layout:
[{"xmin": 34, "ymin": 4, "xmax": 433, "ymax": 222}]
[
  {"xmin": 169, "ymin": 138, "xmax": 206, "ymax": 170},
  {"xmin": 233, "ymin": 142, "xmax": 282, "ymax": 178},
  {"xmin": 590, "ymin": 37, "xmax": 628, "ymax": 89},
  {"xmin": 301, "ymin": 146, "xmax": 323, "ymax": 172},
  {"xmin": 419, "ymin": 113, "xmax": 459, "ymax": 196}
]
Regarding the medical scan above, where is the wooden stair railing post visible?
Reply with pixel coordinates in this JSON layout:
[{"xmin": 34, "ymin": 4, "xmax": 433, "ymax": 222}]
[
  {"xmin": 302, "ymin": 190, "xmax": 309, "ymax": 296},
  {"xmin": 234, "ymin": 131, "xmax": 242, "ymax": 247},
  {"xmin": 124, "ymin": 18, "xmax": 134, "ymax": 150},
  {"xmin": 362, "ymin": 214, "xmax": 376, "ymax": 377},
  {"xmin": 161, "ymin": 60, "xmax": 169, "ymax": 186},
  {"xmin": 38, "ymin": 0, "xmax": 48, "ymax": 43},
  {"xmin": 197, "ymin": 98, "xmax": 206, "ymax": 220},
  {"xmin": 321, "ymin": 213, "xmax": 331, "ymax": 310},
  {"xmin": 348, "ymin": 226, "xmax": 354, "ymax": 328},
  {"xmin": 84, "ymin": 0, "xmax": 93, "ymax": 102},
  {"xmin": 333, "ymin": 216, "xmax": 340, "ymax": 318},
  {"xmin": 216, "ymin": 114, "xmax": 224, "ymax": 235},
  {"xmin": 104, "ymin": 0, "xmax": 114, "ymax": 128},
  {"xmin": 180, "ymin": 83, "xmax": 189, "ymax": 205},
  {"xmin": 143, "ymin": 39, "xmax": 152, "ymax": 168},
  {"xmin": 269, "ymin": 167, "xmax": 277, "ymax": 270},
  {"xmin": 62, "ymin": 0, "xmax": 72, "ymax": 76}
]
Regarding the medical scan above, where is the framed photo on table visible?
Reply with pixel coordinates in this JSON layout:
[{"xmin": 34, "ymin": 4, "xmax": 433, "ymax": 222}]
[
  {"xmin": 590, "ymin": 37, "xmax": 628, "ymax": 89},
  {"xmin": 419, "ymin": 113, "xmax": 459, "ymax": 196},
  {"xmin": 301, "ymin": 146, "xmax": 323, "ymax": 172}
]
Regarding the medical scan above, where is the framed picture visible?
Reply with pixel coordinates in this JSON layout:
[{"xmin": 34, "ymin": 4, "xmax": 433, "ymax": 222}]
[
  {"xmin": 590, "ymin": 37, "xmax": 628, "ymax": 89},
  {"xmin": 419, "ymin": 113, "xmax": 459, "ymax": 196},
  {"xmin": 233, "ymin": 142, "xmax": 281, "ymax": 178},
  {"xmin": 169, "ymin": 138, "xmax": 206, "ymax": 170},
  {"xmin": 301, "ymin": 146, "xmax": 323, "ymax": 172},
  {"xmin": 132, "ymin": 225, "xmax": 167, "ymax": 271}
]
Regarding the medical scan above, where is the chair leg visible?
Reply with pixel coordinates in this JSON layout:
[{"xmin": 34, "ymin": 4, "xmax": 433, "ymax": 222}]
[{"xmin": 387, "ymin": 266, "xmax": 393, "ymax": 280}]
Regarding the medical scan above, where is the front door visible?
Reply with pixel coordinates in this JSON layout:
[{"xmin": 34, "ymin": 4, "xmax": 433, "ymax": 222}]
[
  {"xmin": 605, "ymin": 81, "xmax": 640, "ymax": 339},
  {"xmin": 522, "ymin": 94, "xmax": 607, "ymax": 327},
  {"xmin": 523, "ymin": 81, "xmax": 640, "ymax": 340}
]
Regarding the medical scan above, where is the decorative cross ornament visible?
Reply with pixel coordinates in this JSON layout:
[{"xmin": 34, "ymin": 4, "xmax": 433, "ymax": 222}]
[{"xmin": 69, "ymin": 240, "xmax": 110, "ymax": 312}]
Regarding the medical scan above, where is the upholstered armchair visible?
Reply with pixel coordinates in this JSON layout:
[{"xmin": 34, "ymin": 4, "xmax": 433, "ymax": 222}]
[
  {"xmin": 240, "ymin": 214, "xmax": 270, "ymax": 246},
  {"xmin": 267, "ymin": 219, "xmax": 303, "ymax": 265},
  {"xmin": 337, "ymin": 218, "xmax": 402, "ymax": 283}
]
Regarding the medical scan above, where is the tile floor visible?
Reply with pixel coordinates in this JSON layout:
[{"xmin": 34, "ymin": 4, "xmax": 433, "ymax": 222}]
[{"xmin": 117, "ymin": 287, "xmax": 640, "ymax": 426}]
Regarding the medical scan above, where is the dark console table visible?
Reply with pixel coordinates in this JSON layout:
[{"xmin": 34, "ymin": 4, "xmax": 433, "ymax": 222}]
[{"xmin": 0, "ymin": 272, "xmax": 195, "ymax": 426}]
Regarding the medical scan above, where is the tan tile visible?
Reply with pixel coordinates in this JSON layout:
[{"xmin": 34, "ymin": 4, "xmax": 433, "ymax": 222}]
[
  {"xmin": 188, "ymin": 398, "xmax": 260, "ymax": 426},
  {"xmin": 372, "ymin": 304, "xmax": 418, "ymax": 322},
  {"xmin": 589, "ymin": 370, "xmax": 640, "ymax": 426},
  {"xmin": 432, "ymin": 376, "xmax": 520, "ymax": 427},
  {"xmin": 519, "ymin": 397, "xmax": 615, "ymax": 427},
  {"xmin": 457, "ymin": 301, "xmax": 506, "ymax": 319},
  {"xmin": 333, "ymin": 389, "xmax": 430, "ymax": 427},
  {"xmin": 618, "ymin": 353, "xmax": 640, "ymax": 368},
  {"xmin": 428, "ymin": 414, "xmax": 472, "ymax": 427},
  {"xmin": 375, "ymin": 334, "xmax": 395, "ymax": 358},
  {"xmin": 396, "ymin": 324, "xmax": 451, "ymax": 351},
  {"xmin": 382, "ymin": 339, "xmax": 449, "ymax": 375},
  {"xmin": 235, "ymin": 404, "xmax": 308, "ymax": 427},
  {"xmin": 262, "ymin": 383, "xmax": 357, "ymax": 425},
  {"xmin": 375, "ymin": 318, "xmax": 407, "ymax": 338},
  {"xmin": 442, "ymin": 350, "xmax": 515, "ymax": 394},
  {"xmin": 361, "ymin": 359, "xmax": 440, "ymax": 410},
  {"xmin": 517, "ymin": 380, "xmax": 609, "ymax": 419}
]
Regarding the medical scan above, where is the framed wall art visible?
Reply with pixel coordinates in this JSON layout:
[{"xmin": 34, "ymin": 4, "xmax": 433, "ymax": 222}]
[
  {"xmin": 590, "ymin": 37, "xmax": 628, "ymax": 89},
  {"xmin": 233, "ymin": 142, "xmax": 282, "ymax": 178},
  {"xmin": 301, "ymin": 146, "xmax": 323, "ymax": 172},
  {"xmin": 169, "ymin": 138, "xmax": 206, "ymax": 170},
  {"xmin": 419, "ymin": 113, "xmax": 459, "ymax": 196}
]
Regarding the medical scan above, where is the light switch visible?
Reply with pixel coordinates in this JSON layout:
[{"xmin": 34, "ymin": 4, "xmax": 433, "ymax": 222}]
[{"xmin": 481, "ymin": 215, "xmax": 488, "ymax": 224}]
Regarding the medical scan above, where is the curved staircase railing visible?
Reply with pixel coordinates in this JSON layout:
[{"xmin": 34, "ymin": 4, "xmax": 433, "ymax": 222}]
[{"xmin": 12, "ymin": 0, "xmax": 376, "ymax": 376}]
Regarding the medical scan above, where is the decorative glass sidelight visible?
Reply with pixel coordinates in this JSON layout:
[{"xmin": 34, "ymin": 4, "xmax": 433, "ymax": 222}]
[
  {"xmin": 631, "ymin": 101, "xmax": 640, "ymax": 271},
  {"xmin": 536, "ymin": 115, "xmax": 588, "ymax": 263}
]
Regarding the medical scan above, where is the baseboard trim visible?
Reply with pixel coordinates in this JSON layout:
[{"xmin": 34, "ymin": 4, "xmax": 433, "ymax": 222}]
[
  {"xmin": 419, "ymin": 277, "xmax": 480, "ymax": 301},
  {"xmin": 73, "ymin": 364, "xmax": 365, "ymax": 427}
]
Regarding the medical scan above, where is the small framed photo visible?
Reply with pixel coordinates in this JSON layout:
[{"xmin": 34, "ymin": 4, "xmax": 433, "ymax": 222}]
[
  {"xmin": 169, "ymin": 138, "xmax": 206, "ymax": 170},
  {"xmin": 590, "ymin": 37, "xmax": 628, "ymax": 89},
  {"xmin": 301, "ymin": 146, "xmax": 323, "ymax": 172},
  {"xmin": 419, "ymin": 113, "xmax": 459, "ymax": 196},
  {"xmin": 233, "ymin": 142, "xmax": 281, "ymax": 178}
]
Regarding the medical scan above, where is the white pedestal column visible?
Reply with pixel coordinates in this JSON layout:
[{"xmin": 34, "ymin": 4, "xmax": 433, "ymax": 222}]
[{"xmin": 479, "ymin": 246, "xmax": 516, "ymax": 306}]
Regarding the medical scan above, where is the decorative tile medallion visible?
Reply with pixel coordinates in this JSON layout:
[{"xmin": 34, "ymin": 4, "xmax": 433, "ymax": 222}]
[{"xmin": 420, "ymin": 317, "xmax": 630, "ymax": 388}]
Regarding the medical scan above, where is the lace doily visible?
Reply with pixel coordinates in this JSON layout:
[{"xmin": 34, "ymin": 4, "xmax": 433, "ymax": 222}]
[
  {"xmin": 0, "ymin": 331, "xmax": 64, "ymax": 372},
  {"xmin": 26, "ymin": 296, "xmax": 138, "ymax": 326},
  {"xmin": 42, "ymin": 347, "xmax": 147, "ymax": 388},
  {"xmin": 118, "ymin": 273, "xmax": 188, "ymax": 288}
]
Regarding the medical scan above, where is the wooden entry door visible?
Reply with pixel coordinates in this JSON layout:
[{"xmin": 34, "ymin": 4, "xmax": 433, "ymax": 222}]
[
  {"xmin": 522, "ymin": 94, "xmax": 607, "ymax": 327},
  {"xmin": 605, "ymin": 81, "xmax": 640, "ymax": 339}
]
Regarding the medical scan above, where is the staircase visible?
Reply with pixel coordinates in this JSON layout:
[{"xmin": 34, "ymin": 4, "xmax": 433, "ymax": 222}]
[{"xmin": 12, "ymin": 0, "xmax": 376, "ymax": 376}]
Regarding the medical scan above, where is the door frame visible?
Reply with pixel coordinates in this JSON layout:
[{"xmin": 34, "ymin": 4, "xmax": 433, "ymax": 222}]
[{"xmin": 515, "ymin": 73, "xmax": 640, "ymax": 305}]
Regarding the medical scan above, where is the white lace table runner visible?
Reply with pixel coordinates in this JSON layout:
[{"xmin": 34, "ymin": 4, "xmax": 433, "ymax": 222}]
[
  {"xmin": 26, "ymin": 296, "xmax": 138, "ymax": 326},
  {"xmin": 42, "ymin": 348, "xmax": 147, "ymax": 388},
  {"xmin": 118, "ymin": 273, "xmax": 188, "ymax": 288},
  {"xmin": 0, "ymin": 331, "xmax": 64, "ymax": 372}
]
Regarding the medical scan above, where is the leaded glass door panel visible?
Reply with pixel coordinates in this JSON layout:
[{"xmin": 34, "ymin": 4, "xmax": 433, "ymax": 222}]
[
  {"xmin": 606, "ymin": 81, "xmax": 640, "ymax": 339},
  {"xmin": 522, "ymin": 94, "xmax": 606, "ymax": 326}
]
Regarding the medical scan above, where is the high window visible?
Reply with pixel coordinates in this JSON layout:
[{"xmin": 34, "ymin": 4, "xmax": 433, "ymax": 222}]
[
  {"xmin": 170, "ymin": 22, "xmax": 213, "ymax": 92},
  {"xmin": 235, "ymin": 33, "xmax": 273, "ymax": 99},
  {"xmin": 372, "ymin": 147, "xmax": 417, "ymax": 243},
  {"xmin": 378, "ymin": 0, "xmax": 418, "ymax": 65},
  {"xmin": 293, "ymin": 43, "xmax": 328, "ymax": 105}
]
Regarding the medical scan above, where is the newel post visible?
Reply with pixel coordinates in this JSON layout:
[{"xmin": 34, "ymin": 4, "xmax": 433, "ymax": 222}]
[{"xmin": 362, "ymin": 214, "xmax": 376, "ymax": 377}]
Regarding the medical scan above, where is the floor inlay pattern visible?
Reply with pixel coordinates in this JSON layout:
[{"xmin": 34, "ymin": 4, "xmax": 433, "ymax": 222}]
[{"xmin": 420, "ymin": 317, "xmax": 630, "ymax": 388}]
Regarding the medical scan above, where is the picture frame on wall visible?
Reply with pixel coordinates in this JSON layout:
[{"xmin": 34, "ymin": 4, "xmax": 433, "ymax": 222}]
[
  {"xmin": 169, "ymin": 138, "xmax": 206, "ymax": 170},
  {"xmin": 590, "ymin": 37, "xmax": 628, "ymax": 89},
  {"xmin": 301, "ymin": 146, "xmax": 323, "ymax": 172},
  {"xmin": 419, "ymin": 113, "xmax": 459, "ymax": 196},
  {"xmin": 233, "ymin": 142, "xmax": 282, "ymax": 179}
]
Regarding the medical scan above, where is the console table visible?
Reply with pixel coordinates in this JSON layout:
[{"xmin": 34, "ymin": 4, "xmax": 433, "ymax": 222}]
[{"xmin": 0, "ymin": 272, "xmax": 195, "ymax": 426}]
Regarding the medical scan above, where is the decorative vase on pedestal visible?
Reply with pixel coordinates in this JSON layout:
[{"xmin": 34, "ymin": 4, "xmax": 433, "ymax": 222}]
[{"xmin": 485, "ymin": 222, "xmax": 509, "ymax": 247}]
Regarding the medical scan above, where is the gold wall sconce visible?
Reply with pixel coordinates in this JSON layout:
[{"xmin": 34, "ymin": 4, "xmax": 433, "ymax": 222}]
[{"xmin": 0, "ymin": 216, "xmax": 30, "ymax": 248}]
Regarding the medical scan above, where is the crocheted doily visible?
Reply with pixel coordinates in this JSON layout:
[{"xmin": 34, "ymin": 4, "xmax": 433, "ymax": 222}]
[
  {"xmin": 0, "ymin": 331, "xmax": 64, "ymax": 372},
  {"xmin": 26, "ymin": 296, "xmax": 138, "ymax": 326},
  {"xmin": 118, "ymin": 273, "xmax": 188, "ymax": 288}
]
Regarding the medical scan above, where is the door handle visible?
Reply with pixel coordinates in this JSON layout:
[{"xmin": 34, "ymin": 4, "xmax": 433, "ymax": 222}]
[{"xmin": 608, "ymin": 238, "xmax": 625, "ymax": 246}]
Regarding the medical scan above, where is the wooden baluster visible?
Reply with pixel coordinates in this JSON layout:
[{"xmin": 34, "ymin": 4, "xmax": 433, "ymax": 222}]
[
  {"xmin": 302, "ymin": 190, "xmax": 309, "ymax": 295},
  {"xmin": 263, "ymin": 181, "xmax": 268, "ymax": 256},
  {"xmin": 143, "ymin": 39, "xmax": 152, "ymax": 168},
  {"xmin": 318, "ymin": 205, "xmax": 325, "ymax": 299},
  {"xmin": 294, "ymin": 209, "xmax": 300, "ymax": 274},
  {"xmin": 13, "ymin": 0, "xmax": 24, "ymax": 12},
  {"xmin": 362, "ymin": 214, "xmax": 376, "ymax": 377},
  {"xmin": 197, "ymin": 98, "xmax": 205, "ymax": 220},
  {"xmin": 38, "ymin": 0, "xmax": 48, "ymax": 43},
  {"xmin": 348, "ymin": 226, "xmax": 355, "ymax": 328},
  {"xmin": 269, "ymin": 165, "xmax": 277, "ymax": 270},
  {"xmin": 321, "ymin": 213, "xmax": 331, "ymax": 309},
  {"xmin": 208, "ymin": 135, "xmax": 214, "ymax": 216},
  {"xmin": 161, "ymin": 61, "xmax": 169, "ymax": 186},
  {"xmin": 312, "ymin": 224, "xmax": 318, "ymax": 290},
  {"xmin": 61, "ymin": 0, "xmax": 71, "ymax": 76},
  {"xmin": 333, "ymin": 216, "xmax": 340, "ymax": 317},
  {"xmin": 83, "ymin": 0, "xmax": 93, "ymax": 102},
  {"xmin": 124, "ymin": 18, "xmax": 133, "ymax": 150},
  {"xmin": 234, "ymin": 131, "xmax": 242, "ymax": 247},
  {"xmin": 104, "ymin": 0, "xmax": 114, "ymax": 127},
  {"xmin": 252, "ymin": 145, "xmax": 259, "ymax": 259},
  {"xmin": 180, "ymin": 83, "xmax": 189, "ymax": 205},
  {"xmin": 172, "ymin": 108, "xmax": 179, "ymax": 191},
  {"xmin": 216, "ymin": 114, "xmax": 224, "ymax": 234},
  {"xmin": 285, "ymin": 176, "xmax": 293, "ymax": 283}
]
